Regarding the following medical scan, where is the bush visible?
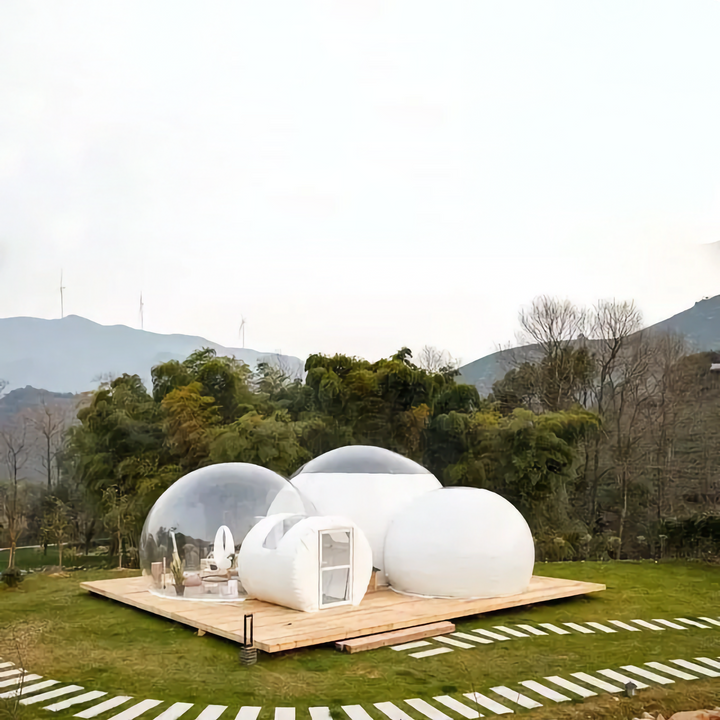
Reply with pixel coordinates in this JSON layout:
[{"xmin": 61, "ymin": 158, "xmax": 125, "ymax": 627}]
[{"xmin": 1, "ymin": 567, "xmax": 24, "ymax": 588}]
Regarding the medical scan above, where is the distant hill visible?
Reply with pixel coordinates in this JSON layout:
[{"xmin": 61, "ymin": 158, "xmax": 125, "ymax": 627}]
[
  {"xmin": 0, "ymin": 315, "xmax": 304, "ymax": 394},
  {"xmin": 0, "ymin": 386, "xmax": 78, "ymax": 423},
  {"xmin": 459, "ymin": 294, "xmax": 720, "ymax": 396}
]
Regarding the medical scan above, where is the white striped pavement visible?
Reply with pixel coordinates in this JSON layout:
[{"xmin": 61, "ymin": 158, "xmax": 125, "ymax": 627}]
[
  {"xmin": 570, "ymin": 672, "xmax": 622, "ymax": 693},
  {"xmin": 433, "ymin": 696, "xmax": 481, "ymax": 719},
  {"xmin": 410, "ymin": 648, "xmax": 453, "ymax": 659},
  {"xmin": 0, "ymin": 674, "xmax": 42, "ymax": 689},
  {"xmin": 597, "ymin": 669, "xmax": 648, "ymax": 689},
  {"xmin": 20, "ymin": 684, "xmax": 83, "ymax": 706},
  {"xmin": 676, "ymin": 618, "xmax": 710, "ymax": 629},
  {"xmin": 44, "ymin": 690, "xmax": 107, "ymax": 712},
  {"xmin": 434, "ymin": 636, "xmax": 474, "ymax": 649},
  {"xmin": 545, "ymin": 676, "xmax": 596, "ymax": 698},
  {"xmin": 463, "ymin": 692, "xmax": 513, "ymax": 714},
  {"xmin": 75, "ymin": 696, "xmax": 133, "ymax": 718},
  {"xmin": 608, "ymin": 620, "xmax": 641, "ymax": 632},
  {"xmin": 516, "ymin": 624, "xmax": 547, "ymax": 636},
  {"xmin": 699, "ymin": 617, "xmax": 720, "ymax": 628},
  {"xmin": 392, "ymin": 641, "xmax": 430, "ymax": 652},
  {"xmin": 452, "ymin": 632, "xmax": 492, "ymax": 645},
  {"xmin": 471, "ymin": 629, "xmax": 510, "ymax": 642},
  {"xmin": 563, "ymin": 623, "xmax": 594, "ymax": 634},
  {"xmin": 493, "ymin": 627, "xmax": 529, "ymax": 638},
  {"xmin": 274, "ymin": 709, "xmax": 294, "ymax": 720},
  {"xmin": 621, "ymin": 665, "xmax": 674, "ymax": 685},
  {"xmin": 196, "ymin": 707, "xmax": 227, "ymax": 720},
  {"xmin": 342, "ymin": 705, "xmax": 375, "ymax": 720},
  {"xmin": 585, "ymin": 622, "xmax": 616, "ymax": 633},
  {"xmin": 518, "ymin": 681, "xmax": 570, "ymax": 703},
  {"xmin": 645, "ymin": 662, "xmax": 697, "ymax": 681},
  {"xmin": 653, "ymin": 619, "xmax": 686, "ymax": 630},
  {"xmin": 309, "ymin": 708, "xmax": 332, "ymax": 720},
  {"xmin": 0, "ymin": 679, "xmax": 59, "ymax": 699},
  {"xmin": 538, "ymin": 623, "xmax": 570, "ymax": 635},
  {"xmin": 631, "ymin": 619, "xmax": 665, "ymax": 631},
  {"xmin": 671, "ymin": 659, "xmax": 720, "ymax": 677},
  {"xmin": 490, "ymin": 686, "xmax": 541, "ymax": 709},
  {"xmin": 155, "ymin": 702, "xmax": 195, "ymax": 720},
  {"xmin": 406, "ymin": 697, "xmax": 453, "ymax": 720},
  {"xmin": 696, "ymin": 657, "xmax": 720, "ymax": 670},
  {"xmin": 106, "ymin": 698, "xmax": 162, "ymax": 720},
  {"xmin": 375, "ymin": 701, "xmax": 415, "ymax": 720}
]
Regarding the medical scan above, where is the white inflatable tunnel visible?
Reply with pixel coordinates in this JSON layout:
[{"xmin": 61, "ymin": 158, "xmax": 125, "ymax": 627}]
[{"xmin": 238, "ymin": 514, "xmax": 373, "ymax": 612}]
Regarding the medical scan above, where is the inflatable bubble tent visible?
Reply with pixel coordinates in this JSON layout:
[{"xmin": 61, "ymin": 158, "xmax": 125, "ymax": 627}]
[
  {"xmin": 137, "ymin": 450, "xmax": 535, "ymax": 609},
  {"xmin": 290, "ymin": 445, "xmax": 442, "ymax": 583},
  {"xmin": 139, "ymin": 462, "xmax": 312, "ymax": 601},
  {"xmin": 384, "ymin": 487, "xmax": 535, "ymax": 598}
]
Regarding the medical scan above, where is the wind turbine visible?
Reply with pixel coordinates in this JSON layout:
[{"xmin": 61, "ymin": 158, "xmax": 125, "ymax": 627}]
[
  {"xmin": 60, "ymin": 270, "xmax": 66, "ymax": 319},
  {"xmin": 239, "ymin": 316, "xmax": 246, "ymax": 349},
  {"xmin": 139, "ymin": 292, "xmax": 145, "ymax": 331}
]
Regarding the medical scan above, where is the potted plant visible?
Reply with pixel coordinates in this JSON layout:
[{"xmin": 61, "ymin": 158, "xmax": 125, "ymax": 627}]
[{"xmin": 170, "ymin": 556, "xmax": 186, "ymax": 596}]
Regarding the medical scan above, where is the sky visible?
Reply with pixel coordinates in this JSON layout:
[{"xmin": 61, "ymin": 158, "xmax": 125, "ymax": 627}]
[{"xmin": 1, "ymin": 1, "xmax": 720, "ymax": 366}]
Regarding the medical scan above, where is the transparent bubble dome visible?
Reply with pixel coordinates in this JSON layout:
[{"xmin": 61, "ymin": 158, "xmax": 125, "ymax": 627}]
[{"xmin": 139, "ymin": 462, "xmax": 312, "ymax": 601}]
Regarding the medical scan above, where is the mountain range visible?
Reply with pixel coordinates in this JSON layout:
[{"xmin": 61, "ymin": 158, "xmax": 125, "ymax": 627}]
[
  {"xmin": 1, "ymin": 294, "xmax": 720, "ymax": 401},
  {"xmin": 0, "ymin": 315, "xmax": 304, "ymax": 395},
  {"xmin": 458, "ymin": 294, "xmax": 720, "ymax": 395}
]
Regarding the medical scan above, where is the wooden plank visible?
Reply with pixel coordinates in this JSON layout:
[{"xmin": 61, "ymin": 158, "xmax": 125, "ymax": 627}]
[
  {"xmin": 335, "ymin": 621, "xmax": 455, "ymax": 653},
  {"xmin": 81, "ymin": 574, "xmax": 605, "ymax": 654}
]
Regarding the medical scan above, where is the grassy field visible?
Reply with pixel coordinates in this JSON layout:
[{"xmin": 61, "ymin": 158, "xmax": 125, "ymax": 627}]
[
  {"xmin": 0, "ymin": 546, "xmax": 112, "ymax": 572},
  {"xmin": 2, "ymin": 561, "xmax": 720, "ymax": 719}
]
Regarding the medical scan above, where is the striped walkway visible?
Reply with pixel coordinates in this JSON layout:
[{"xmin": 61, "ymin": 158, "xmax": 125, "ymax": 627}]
[
  {"xmin": 388, "ymin": 614, "xmax": 720, "ymax": 659},
  {"xmin": 2, "ymin": 650, "xmax": 720, "ymax": 719}
]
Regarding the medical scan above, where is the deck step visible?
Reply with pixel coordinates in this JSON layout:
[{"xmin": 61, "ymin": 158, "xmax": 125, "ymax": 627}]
[{"xmin": 335, "ymin": 622, "xmax": 456, "ymax": 653}]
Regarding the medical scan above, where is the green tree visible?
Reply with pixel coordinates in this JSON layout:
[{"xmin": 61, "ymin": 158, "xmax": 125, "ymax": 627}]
[
  {"xmin": 210, "ymin": 410, "xmax": 308, "ymax": 477},
  {"xmin": 162, "ymin": 382, "xmax": 220, "ymax": 470}
]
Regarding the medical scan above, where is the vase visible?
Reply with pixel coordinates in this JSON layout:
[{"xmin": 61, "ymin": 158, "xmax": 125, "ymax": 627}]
[{"xmin": 174, "ymin": 584, "xmax": 185, "ymax": 597}]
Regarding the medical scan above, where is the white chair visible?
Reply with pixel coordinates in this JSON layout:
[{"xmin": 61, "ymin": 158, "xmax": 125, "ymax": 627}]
[{"xmin": 213, "ymin": 525, "xmax": 235, "ymax": 572}]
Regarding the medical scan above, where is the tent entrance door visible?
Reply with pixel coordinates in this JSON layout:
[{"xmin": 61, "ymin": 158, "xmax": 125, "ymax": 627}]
[{"xmin": 318, "ymin": 528, "xmax": 353, "ymax": 609}]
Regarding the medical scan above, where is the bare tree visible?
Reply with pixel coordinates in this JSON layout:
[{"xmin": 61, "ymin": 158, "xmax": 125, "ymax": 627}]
[
  {"xmin": 584, "ymin": 299, "xmax": 644, "ymax": 524},
  {"xmin": 272, "ymin": 354, "xmax": 304, "ymax": 382},
  {"xmin": 516, "ymin": 297, "xmax": 591, "ymax": 412},
  {"xmin": 27, "ymin": 402, "xmax": 71, "ymax": 491},
  {"xmin": 518, "ymin": 296, "xmax": 587, "ymax": 356},
  {"xmin": 606, "ymin": 331, "xmax": 657, "ymax": 558},
  {"xmin": 641, "ymin": 333, "xmax": 689, "ymax": 522},
  {"xmin": 0, "ymin": 418, "xmax": 31, "ymax": 569},
  {"xmin": 41, "ymin": 497, "xmax": 72, "ymax": 571},
  {"xmin": 417, "ymin": 346, "xmax": 459, "ymax": 374}
]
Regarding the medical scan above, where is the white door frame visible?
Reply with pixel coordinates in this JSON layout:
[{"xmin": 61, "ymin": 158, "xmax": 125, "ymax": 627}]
[{"xmin": 318, "ymin": 528, "xmax": 354, "ymax": 609}]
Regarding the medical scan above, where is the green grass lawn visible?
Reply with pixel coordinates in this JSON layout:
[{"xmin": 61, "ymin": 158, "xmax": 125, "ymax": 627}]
[
  {"xmin": 2, "ymin": 561, "xmax": 720, "ymax": 719},
  {"xmin": 0, "ymin": 546, "xmax": 112, "ymax": 572}
]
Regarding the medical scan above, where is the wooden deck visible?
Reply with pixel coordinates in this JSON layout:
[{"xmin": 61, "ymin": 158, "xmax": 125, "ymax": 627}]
[{"xmin": 80, "ymin": 575, "xmax": 605, "ymax": 653}]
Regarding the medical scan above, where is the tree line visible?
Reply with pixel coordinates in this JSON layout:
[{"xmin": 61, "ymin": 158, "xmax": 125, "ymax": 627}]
[{"xmin": 2, "ymin": 296, "xmax": 719, "ymax": 574}]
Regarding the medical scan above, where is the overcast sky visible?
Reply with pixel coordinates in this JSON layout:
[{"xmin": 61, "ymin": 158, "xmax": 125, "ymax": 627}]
[{"xmin": 1, "ymin": 1, "xmax": 719, "ymax": 364}]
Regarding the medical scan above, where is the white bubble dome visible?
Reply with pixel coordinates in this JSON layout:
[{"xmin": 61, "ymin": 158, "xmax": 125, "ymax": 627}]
[
  {"xmin": 384, "ymin": 487, "xmax": 535, "ymax": 598},
  {"xmin": 139, "ymin": 462, "xmax": 311, "ymax": 600},
  {"xmin": 290, "ymin": 445, "xmax": 442, "ymax": 582}
]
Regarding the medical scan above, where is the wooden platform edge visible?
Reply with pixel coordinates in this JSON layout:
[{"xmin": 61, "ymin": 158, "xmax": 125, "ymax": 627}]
[
  {"xmin": 335, "ymin": 621, "xmax": 456, "ymax": 653},
  {"xmin": 79, "ymin": 576, "xmax": 607, "ymax": 654}
]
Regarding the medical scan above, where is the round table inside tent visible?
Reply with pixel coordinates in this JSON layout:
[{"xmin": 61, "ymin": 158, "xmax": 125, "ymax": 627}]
[
  {"xmin": 290, "ymin": 446, "xmax": 441, "ymax": 583},
  {"xmin": 139, "ymin": 462, "xmax": 312, "ymax": 601}
]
